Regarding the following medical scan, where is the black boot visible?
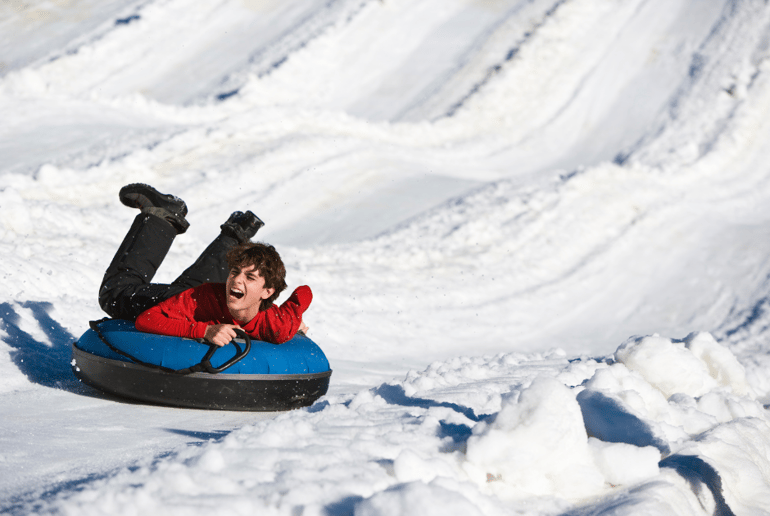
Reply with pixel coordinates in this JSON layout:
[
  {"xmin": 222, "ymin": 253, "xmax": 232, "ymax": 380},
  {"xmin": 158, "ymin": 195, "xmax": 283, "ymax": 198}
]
[
  {"xmin": 119, "ymin": 183, "xmax": 190, "ymax": 234},
  {"xmin": 220, "ymin": 211, "xmax": 264, "ymax": 243}
]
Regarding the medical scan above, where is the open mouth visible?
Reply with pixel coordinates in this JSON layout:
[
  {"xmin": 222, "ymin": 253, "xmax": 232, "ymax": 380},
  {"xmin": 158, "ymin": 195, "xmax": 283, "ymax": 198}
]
[{"xmin": 229, "ymin": 288, "xmax": 245, "ymax": 300}]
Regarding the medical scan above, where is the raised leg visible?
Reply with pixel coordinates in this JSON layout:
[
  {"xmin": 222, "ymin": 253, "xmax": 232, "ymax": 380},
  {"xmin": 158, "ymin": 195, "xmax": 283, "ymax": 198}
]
[
  {"xmin": 99, "ymin": 214, "xmax": 180, "ymax": 321},
  {"xmin": 171, "ymin": 233, "xmax": 239, "ymax": 290},
  {"xmin": 171, "ymin": 210, "xmax": 265, "ymax": 289}
]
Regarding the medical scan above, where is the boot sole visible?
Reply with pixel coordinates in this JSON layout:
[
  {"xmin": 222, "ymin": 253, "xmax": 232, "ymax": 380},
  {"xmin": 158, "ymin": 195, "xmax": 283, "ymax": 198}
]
[{"xmin": 119, "ymin": 183, "xmax": 188, "ymax": 216}]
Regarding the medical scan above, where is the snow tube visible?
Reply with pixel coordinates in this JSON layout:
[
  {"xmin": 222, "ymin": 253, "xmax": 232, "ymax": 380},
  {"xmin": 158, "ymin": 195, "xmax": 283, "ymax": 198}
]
[{"xmin": 71, "ymin": 319, "xmax": 332, "ymax": 411}]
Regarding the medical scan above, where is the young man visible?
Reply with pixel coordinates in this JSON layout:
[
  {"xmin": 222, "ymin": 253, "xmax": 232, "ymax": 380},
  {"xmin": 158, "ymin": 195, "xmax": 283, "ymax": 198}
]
[{"xmin": 99, "ymin": 183, "xmax": 311, "ymax": 345}]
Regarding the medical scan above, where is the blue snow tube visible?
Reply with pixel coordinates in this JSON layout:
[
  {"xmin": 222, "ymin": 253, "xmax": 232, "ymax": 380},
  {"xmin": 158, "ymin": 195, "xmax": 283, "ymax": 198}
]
[{"xmin": 71, "ymin": 319, "xmax": 332, "ymax": 411}]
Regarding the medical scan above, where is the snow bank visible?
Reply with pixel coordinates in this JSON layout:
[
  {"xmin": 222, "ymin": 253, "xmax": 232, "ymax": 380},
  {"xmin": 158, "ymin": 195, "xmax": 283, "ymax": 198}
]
[{"xmin": 32, "ymin": 333, "xmax": 768, "ymax": 515}]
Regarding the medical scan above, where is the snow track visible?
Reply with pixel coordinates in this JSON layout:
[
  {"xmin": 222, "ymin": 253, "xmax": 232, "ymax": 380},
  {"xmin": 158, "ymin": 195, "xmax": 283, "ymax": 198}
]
[{"xmin": 2, "ymin": 0, "xmax": 770, "ymax": 514}]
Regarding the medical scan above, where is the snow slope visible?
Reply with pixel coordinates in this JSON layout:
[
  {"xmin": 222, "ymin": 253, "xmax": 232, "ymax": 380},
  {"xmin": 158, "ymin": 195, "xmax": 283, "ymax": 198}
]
[{"xmin": 2, "ymin": 0, "xmax": 770, "ymax": 514}]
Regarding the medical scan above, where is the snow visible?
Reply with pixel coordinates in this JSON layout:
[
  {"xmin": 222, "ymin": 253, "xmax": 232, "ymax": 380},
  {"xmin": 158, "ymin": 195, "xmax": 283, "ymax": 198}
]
[{"xmin": 2, "ymin": 0, "xmax": 770, "ymax": 514}]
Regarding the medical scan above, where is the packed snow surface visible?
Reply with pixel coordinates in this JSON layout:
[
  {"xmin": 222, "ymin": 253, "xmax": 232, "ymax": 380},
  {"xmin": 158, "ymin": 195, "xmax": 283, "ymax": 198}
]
[{"xmin": 2, "ymin": 0, "xmax": 770, "ymax": 514}]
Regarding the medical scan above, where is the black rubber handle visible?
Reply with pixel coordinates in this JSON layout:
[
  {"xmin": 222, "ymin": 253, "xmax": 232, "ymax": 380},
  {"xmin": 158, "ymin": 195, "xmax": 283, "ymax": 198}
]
[{"xmin": 199, "ymin": 328, "xmax": 252, "ymax": 374}]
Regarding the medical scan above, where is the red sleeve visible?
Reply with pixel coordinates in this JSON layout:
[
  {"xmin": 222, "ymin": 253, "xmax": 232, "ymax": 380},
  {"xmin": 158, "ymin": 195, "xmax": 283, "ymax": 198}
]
[
  {"xmin": 250, "ymin": 285, "xmax": 312, "ymax": 344},
  {"xmin": 135, "ymin": 284, "xmax": 227, "ymax": 339}
]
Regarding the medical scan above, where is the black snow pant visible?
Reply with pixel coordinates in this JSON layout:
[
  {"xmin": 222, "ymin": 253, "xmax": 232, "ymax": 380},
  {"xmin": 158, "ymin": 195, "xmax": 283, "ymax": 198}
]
[{"xmin": 99, "ymin": 213, "xmax": 238, "ymax": 321}]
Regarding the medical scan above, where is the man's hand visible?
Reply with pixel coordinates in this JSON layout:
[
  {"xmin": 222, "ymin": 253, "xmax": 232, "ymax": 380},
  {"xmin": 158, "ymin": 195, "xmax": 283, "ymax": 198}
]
[
  {"xmin": 204, "ymin": 324, "xmax": 241, "ymax": 347},
  {"xmin": 299, "ymin": 321, "xmax": 309, "ymax": 335}
]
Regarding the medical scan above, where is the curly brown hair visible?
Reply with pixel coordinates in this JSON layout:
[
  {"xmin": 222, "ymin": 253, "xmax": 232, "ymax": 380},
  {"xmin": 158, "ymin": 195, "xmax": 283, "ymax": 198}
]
[{"xmin": 226, "ymin": 242, "xmax": 287, "ymax": 309}]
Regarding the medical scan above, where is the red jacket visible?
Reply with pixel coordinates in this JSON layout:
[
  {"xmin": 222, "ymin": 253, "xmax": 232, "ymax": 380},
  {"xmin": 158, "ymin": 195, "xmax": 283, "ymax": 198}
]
[{"xmin": 135, "ymin": 283, "xmax": 312, "ymax": 344}]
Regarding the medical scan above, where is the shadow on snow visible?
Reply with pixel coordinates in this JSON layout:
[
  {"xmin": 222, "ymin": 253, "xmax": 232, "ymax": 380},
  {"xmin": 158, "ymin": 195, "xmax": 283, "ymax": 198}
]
[{"xmin": 0, "ymin": 301, "xmax": 81, "ymax": 391}]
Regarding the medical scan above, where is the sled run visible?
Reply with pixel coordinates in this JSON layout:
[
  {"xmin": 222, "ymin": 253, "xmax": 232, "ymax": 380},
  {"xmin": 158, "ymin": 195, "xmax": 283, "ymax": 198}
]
[{"xmin": 2, "ymin": 0, "xmax": 770, "ymax": 514}]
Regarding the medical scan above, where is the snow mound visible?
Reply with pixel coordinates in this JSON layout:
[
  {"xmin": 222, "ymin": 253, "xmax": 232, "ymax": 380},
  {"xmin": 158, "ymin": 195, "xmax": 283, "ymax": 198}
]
[{"xmin": 464, "ymin": 376, "xmax": 607, "ymax": 499}]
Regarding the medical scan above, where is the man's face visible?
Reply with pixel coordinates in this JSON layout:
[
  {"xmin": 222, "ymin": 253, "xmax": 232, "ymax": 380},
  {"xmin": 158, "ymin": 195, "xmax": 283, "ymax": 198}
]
[{"xmin": 225, "ymin": 264, "xmax": 275, "ymax": 321}]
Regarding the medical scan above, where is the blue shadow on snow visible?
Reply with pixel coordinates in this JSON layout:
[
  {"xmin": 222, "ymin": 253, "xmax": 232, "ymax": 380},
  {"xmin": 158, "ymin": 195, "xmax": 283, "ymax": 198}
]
[
  {"xmin": 0, "ymin": 301, "xmax": 79, "ymax": 390},
  {"xmin": 373, "ymin": 383, "xmax": 489, "ymax": 423},
  {"xmin": 576, "ymin": 389, "xmax": 670, "ymax": 455},
  {"xmin": 162, "ymin": 428, "xmax": 230, "ymax": 442},
  {"xmin": 659, "ymin": 454, "xmax": 735, "ymax": 516},
  {"xmin": 324, "ymin": 495, "xmax": 365, "ymax": 516}
]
